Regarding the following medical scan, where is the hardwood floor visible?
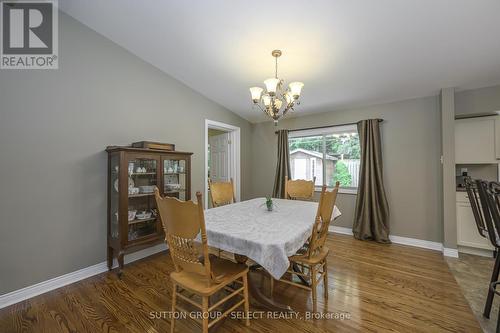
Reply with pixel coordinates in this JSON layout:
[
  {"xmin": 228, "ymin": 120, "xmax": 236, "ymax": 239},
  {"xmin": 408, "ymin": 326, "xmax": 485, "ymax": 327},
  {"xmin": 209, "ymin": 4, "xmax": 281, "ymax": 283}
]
[{"xmin": 0, "ymin": 234, "xmax": 481, "ymax": 333}]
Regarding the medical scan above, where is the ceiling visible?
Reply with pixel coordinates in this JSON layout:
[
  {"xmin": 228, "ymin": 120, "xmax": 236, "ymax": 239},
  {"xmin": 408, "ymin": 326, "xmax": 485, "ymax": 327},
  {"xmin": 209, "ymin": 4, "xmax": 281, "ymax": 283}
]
[{"xmin": 60, "ymin": 0, "xmax": 500, "ymax": 123}]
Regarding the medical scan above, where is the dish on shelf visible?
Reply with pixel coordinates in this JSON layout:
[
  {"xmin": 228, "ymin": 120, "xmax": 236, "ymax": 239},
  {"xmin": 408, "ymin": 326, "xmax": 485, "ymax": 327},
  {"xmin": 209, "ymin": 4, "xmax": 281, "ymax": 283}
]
[
  {"xmin": 136, "ymin": 211, "xmax": 152, "ymax": 219},
  {"xmin": 128, "ymin": 187, "xmax": 140, "ymax": 195},
  {"xmin": 115, "ymin": 210, "xmax": 137, "ymax": 222},
  {"xmin": 139, "ymin": 185, "xmax": 155, "ymax": 193},
  {"xmin": 165, "ymin": 183, "xmax": 181, "ymax": 190}
]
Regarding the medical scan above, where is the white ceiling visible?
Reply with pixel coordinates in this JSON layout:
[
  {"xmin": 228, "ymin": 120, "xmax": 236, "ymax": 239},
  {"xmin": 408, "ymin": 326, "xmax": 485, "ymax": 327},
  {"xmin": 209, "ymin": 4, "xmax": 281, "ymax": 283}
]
[{"xmin": 60, "ymin": 0, "xmax": 500, "ymax": 123}]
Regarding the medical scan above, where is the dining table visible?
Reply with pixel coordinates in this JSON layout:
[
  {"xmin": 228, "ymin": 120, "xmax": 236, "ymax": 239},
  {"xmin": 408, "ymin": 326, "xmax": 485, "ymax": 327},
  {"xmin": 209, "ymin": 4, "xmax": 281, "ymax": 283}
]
[{"xmin": 204, "ymin": 197, "xmax": 341, "ymax": 311}]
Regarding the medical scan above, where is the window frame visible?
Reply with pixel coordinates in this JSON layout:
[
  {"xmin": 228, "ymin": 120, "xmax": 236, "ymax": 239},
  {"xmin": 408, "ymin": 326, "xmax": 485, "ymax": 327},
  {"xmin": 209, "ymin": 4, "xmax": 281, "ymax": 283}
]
[{"xmin": 288, "ymin": 124, "xmax": 359, "ymax": 195}]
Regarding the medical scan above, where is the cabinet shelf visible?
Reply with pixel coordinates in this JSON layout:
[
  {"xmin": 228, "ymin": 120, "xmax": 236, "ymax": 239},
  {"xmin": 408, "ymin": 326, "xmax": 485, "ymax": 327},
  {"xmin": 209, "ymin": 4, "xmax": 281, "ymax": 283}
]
[
  {"xmin": 128, "ymin": 217, "xmax": 157, "ymax": 225},
  {"xmin": 164, "ymin": 189, "xmax": 186, "ymax": 193},
  {"xmin": 129, "ymin": 172, "xmax": 156, "ymax": 176},
  {"xmin": 128, "ymin": 193, "xmax": 155, "ymax": 198}
]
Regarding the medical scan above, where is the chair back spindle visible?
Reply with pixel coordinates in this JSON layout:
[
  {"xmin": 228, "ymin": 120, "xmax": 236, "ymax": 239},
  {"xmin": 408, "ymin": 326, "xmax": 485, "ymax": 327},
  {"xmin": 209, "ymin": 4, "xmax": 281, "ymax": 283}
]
[
  {"xmin": 154, "ymin": 188, "xmax": 212, "ymax": 280},
  {"xmin": 464, "ymin": 177, "xmax": 488, "ymax": 238},
  {"xmin": 307, "ymin": 182, "xmax": 339, "ymax": 258},
  {"xmin": 476, "ymin": 180, "xmax": 500, "ymax": 249},
  {"xmin": 483, "ymin": 181, "xmax": 500, "ymax": 248}
]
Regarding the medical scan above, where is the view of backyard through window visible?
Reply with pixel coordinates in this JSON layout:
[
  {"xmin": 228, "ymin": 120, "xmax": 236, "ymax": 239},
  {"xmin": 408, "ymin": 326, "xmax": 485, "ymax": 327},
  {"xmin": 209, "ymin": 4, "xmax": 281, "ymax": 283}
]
[{"xmin": 288, "ymin": 126, "xmax": 360, "ymax": 188}]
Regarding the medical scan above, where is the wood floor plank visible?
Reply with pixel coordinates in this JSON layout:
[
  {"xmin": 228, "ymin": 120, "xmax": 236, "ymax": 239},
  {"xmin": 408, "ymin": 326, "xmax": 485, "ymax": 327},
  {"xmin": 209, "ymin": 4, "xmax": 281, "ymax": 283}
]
[{"xmin": 0, "ymin": 234, "xmax": 481, "ymax": 332}]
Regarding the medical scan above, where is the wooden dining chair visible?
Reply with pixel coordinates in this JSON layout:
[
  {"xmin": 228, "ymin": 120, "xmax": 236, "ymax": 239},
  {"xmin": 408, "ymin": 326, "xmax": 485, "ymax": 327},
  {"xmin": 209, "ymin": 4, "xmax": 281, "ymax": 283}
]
[
  {"xmin": 208, "ymin": 178, "xmax": 236, "ymax": 257},
  {"xmin": 208, "ymin": 178, "xmax": 236, "ymax": 207},
  {"xmin": 154, "ymin": 188, "xmax": 249, "ymax": 333},
  {"xmin": 284, "ymin": 176, "xmax": 316, "ymax": 200},
  {"xmin": 273, "ymin": 182, "xmax": 339, "ymax": 312}
]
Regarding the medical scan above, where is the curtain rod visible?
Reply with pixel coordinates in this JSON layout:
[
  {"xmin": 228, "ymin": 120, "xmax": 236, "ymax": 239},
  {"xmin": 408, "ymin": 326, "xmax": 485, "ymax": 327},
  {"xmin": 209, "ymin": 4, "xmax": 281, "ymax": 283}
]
[{"xmin": 274, "ymin": 119, "xmax": 383, "ymax": 134}]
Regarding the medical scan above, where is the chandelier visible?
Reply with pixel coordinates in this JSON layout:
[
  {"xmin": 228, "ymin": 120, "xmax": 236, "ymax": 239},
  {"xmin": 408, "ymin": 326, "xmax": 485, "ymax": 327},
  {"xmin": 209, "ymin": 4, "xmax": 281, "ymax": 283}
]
[{"xmin": 249, "ymin": 50, "xmax": 304, "ymax": 125}]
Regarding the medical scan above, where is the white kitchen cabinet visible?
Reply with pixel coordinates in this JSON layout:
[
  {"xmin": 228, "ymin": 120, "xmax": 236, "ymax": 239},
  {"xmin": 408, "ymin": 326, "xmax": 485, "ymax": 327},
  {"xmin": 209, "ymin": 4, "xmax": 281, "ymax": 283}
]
[
  {"xmin": 456, "ymin": 192, "xmax": 494, "ymax": 250},
  {"xmin": 455, "ymin": 116, "xmax": 498, "ymax": 164}
]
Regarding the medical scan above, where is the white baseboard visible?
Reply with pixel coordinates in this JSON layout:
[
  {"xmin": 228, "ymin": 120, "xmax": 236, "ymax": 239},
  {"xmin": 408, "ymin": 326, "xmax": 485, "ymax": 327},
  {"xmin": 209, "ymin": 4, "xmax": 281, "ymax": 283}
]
[
  {"xmin": 329, "ymin": 226, "xmax": 353, "ymax": 236},
  {"xmin": 329, "ymin": 226, "xmax": 456, "ymax": 257},
  {"xmin": 390, "ymin": 235, "xmax": 443, "ymax": 252},
  {"xmin": 442, "ymin": 247, "xmax": 459, "ymax": 258},
  {"xmin": 0, "ymin": 243, "xmax": 167, "ymax": 309},
  {"xmin": 458, "ymin": 245, "xmax": 494, "ymax": 258}
]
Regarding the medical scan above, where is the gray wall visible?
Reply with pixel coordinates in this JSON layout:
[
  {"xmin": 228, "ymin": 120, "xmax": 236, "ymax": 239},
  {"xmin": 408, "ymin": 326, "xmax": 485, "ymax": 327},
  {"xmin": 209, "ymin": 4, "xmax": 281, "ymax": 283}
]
[
  {"xmin": 455, "ymin": 84, "xmax": 500, "ymax": 116},
  {"xmin": 250, "ymin": 96, "xmax": 443, "ymax": 243},
  {"xmin": 0, "ymin": 13, "xmax": 252, "ymax": 294}
]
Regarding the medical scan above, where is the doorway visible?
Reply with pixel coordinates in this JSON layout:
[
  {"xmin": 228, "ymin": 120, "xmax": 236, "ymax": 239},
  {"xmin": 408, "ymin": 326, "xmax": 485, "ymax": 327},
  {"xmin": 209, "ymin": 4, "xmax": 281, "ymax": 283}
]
[{"xmin": 204, "ymin": 119, "xmax": 241, "ymax": 208}]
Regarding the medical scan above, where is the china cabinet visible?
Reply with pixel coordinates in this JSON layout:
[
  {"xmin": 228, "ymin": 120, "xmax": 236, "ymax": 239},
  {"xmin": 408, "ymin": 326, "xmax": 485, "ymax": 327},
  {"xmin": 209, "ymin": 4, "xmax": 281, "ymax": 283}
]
[{"xmin": 106, "ymin": 145, "xmax": 192, "ymax": 274}]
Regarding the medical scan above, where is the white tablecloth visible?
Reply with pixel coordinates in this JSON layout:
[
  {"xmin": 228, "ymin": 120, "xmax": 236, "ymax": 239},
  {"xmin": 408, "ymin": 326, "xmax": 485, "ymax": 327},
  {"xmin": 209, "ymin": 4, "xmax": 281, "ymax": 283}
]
[{"xmin": 204, "ymin": 198, "xmax": 341, "ymax": 279}]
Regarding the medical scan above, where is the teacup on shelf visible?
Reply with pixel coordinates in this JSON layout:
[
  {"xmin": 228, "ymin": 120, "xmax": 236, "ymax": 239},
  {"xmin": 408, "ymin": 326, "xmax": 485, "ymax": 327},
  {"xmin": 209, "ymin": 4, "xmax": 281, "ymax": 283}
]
[
  {"xmin": 128, "ymin": 187, "xmax": 140, "ymax": 195},
  {"xmin": 128, "ymin": 210, "xmax": 137, "ymax": 221}
]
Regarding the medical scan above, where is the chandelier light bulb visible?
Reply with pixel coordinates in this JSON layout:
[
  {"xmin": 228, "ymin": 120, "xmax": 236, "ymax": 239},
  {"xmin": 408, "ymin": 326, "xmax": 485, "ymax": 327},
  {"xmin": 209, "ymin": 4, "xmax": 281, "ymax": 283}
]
[
  {"xmin": 289, "ymin": 82, "xmax": 304, "ymax": 99},
  {"xmin": 264, "ymin": 78, "xmax": 280, "ymax": 95},
  {"xmin": 249, "ymin": 87, "xmax": 263, "ymax": 102}
]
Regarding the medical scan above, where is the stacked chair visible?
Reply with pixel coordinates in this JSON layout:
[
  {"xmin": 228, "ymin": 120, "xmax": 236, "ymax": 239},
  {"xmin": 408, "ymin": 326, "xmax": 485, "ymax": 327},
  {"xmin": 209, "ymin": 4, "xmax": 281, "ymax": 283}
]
[{"xmin": 470, "ymin": 178, "xmax": 500, "ymax": 331}]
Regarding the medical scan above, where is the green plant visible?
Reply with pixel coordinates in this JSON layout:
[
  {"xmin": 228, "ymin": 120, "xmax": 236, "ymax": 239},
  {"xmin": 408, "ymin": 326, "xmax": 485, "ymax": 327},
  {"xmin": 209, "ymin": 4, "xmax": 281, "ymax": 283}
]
[
  {"xmin": 332, "ymin": 161, "xmax": 352, "ymax": 187},
  {"xmin": 265, "ymin": 196, "xmax": 274, "ymax": 211}
]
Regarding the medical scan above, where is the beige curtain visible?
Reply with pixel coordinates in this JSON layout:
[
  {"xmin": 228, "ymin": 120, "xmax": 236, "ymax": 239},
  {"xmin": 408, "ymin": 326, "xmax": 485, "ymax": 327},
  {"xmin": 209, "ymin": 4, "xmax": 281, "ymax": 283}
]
[
  {"xmin": 353, "ymin": 119, "xmax": 390, "ymax": 243},
  {"xmin": 273, "ymin": 130, "xmax": 291, "ymax": 198}
]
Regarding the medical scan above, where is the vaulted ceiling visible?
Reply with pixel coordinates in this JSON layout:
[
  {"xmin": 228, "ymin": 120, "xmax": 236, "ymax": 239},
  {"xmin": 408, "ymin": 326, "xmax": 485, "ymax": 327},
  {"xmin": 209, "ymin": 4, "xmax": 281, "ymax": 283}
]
[{"xmin": 60, "ymin": 0, "xmax": 500, "ymax": 122}]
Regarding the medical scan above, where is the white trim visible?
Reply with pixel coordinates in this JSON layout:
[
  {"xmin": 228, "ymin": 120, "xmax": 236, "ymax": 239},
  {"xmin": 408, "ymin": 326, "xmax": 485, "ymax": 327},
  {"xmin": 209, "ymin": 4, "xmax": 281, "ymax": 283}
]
[
  {"xmin": 442, "ymin": 247, "xmax": 459, "ymax": 258},
  {"xmin": 204, "ymin": 119, "xmax": 241, "ymax": 208},
  {"xmin": 317, "ymin": 187, "xmax": 357, "ymax": 195},
  {"xmin": 328, "ymin": 226, "xmax": 457, "ymax": 256},
  {"xmin": 338, "ymin": 188, "xmax": 358, "ymax": 195},
  {"xmin": 289, "ymin": 124, "xmax": 358, "ymax": 138},
  {"xmin": 390, "ymin": 235, "xmax": 443, "ymax": 251},
  {"xmin": 458, "ymin": 245, "xmax": 494, "ymax": 258},
  {"xmin": 0, "ymin": 243, "xmax": 167, "ymax": 309},
  {"xmin": 329, "ymin": 226, "xmax": 354, "ymax": 236}
]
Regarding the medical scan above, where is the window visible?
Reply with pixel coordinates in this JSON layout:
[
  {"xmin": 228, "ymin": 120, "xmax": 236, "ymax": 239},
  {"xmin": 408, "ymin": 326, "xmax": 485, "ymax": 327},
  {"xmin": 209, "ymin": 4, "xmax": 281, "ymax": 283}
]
[{"xmin": 288, "ymin": 124, "xmax": 360, "ymax": 192}]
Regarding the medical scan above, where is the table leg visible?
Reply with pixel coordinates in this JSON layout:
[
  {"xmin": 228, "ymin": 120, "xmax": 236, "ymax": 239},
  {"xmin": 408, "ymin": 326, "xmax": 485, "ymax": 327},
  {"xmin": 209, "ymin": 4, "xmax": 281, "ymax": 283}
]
[{"xmin": 235, "ymin": 254, "xmax": 292, "ymax": 312}]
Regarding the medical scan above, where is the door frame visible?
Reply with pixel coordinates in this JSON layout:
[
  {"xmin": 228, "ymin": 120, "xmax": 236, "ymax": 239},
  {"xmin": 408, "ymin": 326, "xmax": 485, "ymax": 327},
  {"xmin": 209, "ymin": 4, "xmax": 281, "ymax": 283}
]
[{"xmin": 204, "ymin": 119, "xmax": 241, "ymax": 208}]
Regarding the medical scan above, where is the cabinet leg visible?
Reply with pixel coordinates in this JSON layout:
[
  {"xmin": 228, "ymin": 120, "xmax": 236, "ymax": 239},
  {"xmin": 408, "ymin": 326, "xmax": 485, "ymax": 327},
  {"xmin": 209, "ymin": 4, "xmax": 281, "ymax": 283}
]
[
  {"xmin": 117, "ymin": 251, "xmax": 125, "ymax": 278},
  {"xmin": 107, "ymin": 246, "xmax": 114, "ymax": 271}
]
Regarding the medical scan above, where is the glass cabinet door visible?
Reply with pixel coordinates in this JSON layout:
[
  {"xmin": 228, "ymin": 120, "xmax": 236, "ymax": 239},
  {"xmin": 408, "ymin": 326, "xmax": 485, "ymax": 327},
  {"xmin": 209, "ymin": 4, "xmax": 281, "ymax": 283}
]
[
  {"xmin": 109, "ymin": 154, "xmax": 120, "ymax": 239},
  {"xmin": 126, "ymin": 156, "xmax": 159, "ymax": 242},
  {"xmin": 163, "ymin": 157, "xmax": 187, "ymax": 201}
]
